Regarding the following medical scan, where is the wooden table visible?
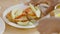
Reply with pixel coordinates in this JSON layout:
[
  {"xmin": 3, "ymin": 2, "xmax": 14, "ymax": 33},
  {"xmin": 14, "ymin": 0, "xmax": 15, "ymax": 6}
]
[{"xmin": 0, "ymin": 0, "xmax": 40, "ymax": 34}]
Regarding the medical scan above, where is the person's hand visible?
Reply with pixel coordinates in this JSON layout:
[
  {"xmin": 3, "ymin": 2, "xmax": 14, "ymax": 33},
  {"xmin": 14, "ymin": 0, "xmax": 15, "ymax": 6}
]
[
  {"xmin": 29, "ymin": 0, "xmax": 59, "ymax": 17},
  {"xmin": 41, "ymin": 0, "xmax": 59, "ymax": 17},
  {"xmin": 30, "ymin": 0, "xmax": 59, "ymax": 6},
  {"xmin": 37, "ymin": 17, "xmax": 60, "ymax": 34}
]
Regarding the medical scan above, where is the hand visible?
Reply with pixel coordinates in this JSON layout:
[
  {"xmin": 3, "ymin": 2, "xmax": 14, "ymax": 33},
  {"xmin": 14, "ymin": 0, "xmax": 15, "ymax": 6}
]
[
  {"xmin": 42, "ymin": 0, "xmax": 59, "ymax": 17},
  {"xmin": 37, "ymin": 17, "xmax": 60, "ymax": 34},
  {"xmin": 46, "ymin": 0, "xmax": 58, "ymax": 6},
  {"xmin": 30, "ymin": 0, "xmax": 59, "ymax": 6}
]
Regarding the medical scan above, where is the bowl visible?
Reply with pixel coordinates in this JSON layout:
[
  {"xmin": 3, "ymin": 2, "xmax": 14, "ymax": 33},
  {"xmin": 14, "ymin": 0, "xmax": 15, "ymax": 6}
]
[
  {"xmin": 52, "ymin": 9, "xmax": 60, "ymax": 17},
  {"xmin": 55, "ymin": 4, "xmax": 60, "ymax": 9},
  {"xmin": 3, "ymin": 3, "xmax": 38, "ymax": 28}
]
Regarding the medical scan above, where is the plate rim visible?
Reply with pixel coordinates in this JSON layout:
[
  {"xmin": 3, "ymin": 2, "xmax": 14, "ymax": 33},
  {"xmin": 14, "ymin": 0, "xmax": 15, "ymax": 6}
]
[{"xmin": 0, "ymin": 17, "xmax": 5, "ymax": 34}]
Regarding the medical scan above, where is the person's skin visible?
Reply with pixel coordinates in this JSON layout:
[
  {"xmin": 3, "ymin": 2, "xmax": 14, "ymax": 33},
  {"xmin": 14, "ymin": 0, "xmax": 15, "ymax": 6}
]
[
  {"xmin": 30, "ymin": 0, "xmax": 58, "ymax": 6},
  {"xmin": 29, "ymin": 0, "xmax": 60, "ymax": 34},
  {"xmin": 37, "ymin": 17, "xmax": 60, "ymax": 34},
  {"xmin": 27, "ymin": 0, "xmax": 60, "ymax": 34},
  {"xmin": 30, "ymin": 0, "xmax": 59, "ymax": 17}
]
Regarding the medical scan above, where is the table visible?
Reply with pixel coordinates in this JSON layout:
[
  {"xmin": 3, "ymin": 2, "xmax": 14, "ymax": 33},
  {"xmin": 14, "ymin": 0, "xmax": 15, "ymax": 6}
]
[
  {"xmin": 0, "ymin": 0, "xmax": 40, "ymax": 34},
  {"xmin": 0, "ymin": 0, "xmax": 60, "ymax": 34}
]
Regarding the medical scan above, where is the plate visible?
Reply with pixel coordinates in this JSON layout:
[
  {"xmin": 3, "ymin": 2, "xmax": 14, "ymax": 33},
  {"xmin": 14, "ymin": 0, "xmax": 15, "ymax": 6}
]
[
  {"xmin": 3, "ymin": 3, "xmax": 38, "ymax": 28},
  {"xmin": 0, "ymin": 17, "xmax": 5, "ymax": 34}
]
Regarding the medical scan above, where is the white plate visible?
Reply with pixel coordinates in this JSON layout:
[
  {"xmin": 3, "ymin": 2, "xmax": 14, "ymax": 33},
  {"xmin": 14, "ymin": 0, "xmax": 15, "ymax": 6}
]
[
  {"xmin": 0, "ymin": 17, "xmax": 5, "ymax": 34},
  {"xmin": 3, "ymin": 3, "xmax": 38, "ymax": 28}
]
